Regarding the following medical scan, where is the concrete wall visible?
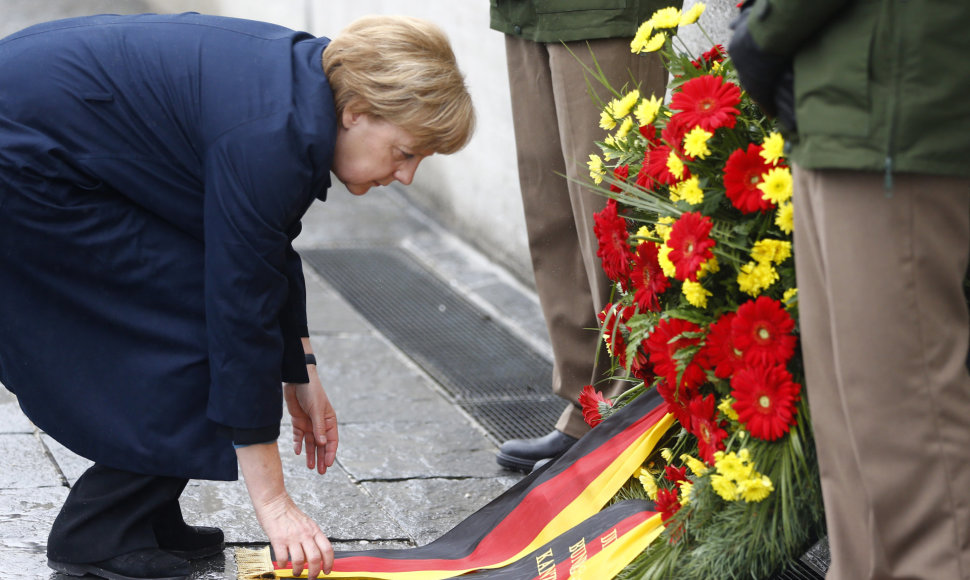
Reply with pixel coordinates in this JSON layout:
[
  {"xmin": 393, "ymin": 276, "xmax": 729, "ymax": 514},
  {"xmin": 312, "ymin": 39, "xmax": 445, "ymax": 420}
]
[{"xmin": 2, "ymin": 0, "xmax": 735, "ymax": 287}]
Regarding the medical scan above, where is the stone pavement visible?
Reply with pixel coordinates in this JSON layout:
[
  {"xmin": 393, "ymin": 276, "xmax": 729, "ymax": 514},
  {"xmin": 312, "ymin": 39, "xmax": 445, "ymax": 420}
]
[{"xmin": 0, "ymin": 183, "xmax": 555, "ymax": 578}]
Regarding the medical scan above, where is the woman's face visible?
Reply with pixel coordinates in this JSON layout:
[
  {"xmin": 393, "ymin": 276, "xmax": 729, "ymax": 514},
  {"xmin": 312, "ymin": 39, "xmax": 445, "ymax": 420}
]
[{"xmin": 332, "ymin": 110, "xmax": 431, "ymax": 196}]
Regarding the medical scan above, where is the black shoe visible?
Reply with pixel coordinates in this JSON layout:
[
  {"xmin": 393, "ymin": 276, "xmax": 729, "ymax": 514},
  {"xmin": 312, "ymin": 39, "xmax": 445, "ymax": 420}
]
[
  {"xmin": 157, "ymin": 524, "xmax": 224, "ymax": 560},
  {"xmin": 153, "ymin": 499, "xmax": 224, "ymax": 560},
  {"xmin": 496, "ymin": 430, "xmax": 579, "ymax": 473},
  {"xmin": 48, "ymin": 548, "xmax": 191, "ymax": 580}
]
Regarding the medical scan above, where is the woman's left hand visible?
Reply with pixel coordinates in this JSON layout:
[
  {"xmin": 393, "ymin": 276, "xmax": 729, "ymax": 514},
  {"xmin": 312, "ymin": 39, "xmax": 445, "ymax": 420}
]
[{"xmin": 283, "ymin": 360, "xmax": 338, "ymax": 474}]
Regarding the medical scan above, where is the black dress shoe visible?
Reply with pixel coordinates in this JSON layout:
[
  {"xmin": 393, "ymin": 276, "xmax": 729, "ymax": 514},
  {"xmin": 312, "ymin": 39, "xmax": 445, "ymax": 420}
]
[
  {"xmin": 157, "ymin": 524, "xmax": 224, "ymax": 560},
  {"xmin": 496, "ymin": 430, "xmax": 579, "ymax": 472},
  {"xmin": 48, "ymin": 548, "xmax": 190, "ymax": 580}
]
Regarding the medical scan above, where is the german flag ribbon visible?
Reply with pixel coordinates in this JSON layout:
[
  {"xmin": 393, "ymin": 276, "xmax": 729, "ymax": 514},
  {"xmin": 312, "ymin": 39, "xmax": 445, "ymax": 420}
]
[{"xmin": 271, "ymin": 389, "xmax": 672, "ymax": 579}]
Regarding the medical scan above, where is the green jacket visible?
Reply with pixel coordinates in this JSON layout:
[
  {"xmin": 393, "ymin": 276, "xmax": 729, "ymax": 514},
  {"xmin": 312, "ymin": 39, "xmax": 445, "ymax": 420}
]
[
  {"xmin": 490, "ymin": 0, "xmax": 677, "ymax": 43},
  {"xmin": 747, "ymin": 0, "xmax": 970, "ymax": 178}
]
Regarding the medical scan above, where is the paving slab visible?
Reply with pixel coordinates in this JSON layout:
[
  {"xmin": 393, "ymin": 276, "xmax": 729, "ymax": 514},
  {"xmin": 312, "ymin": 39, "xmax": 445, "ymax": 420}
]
[
  {"xmin": 361, "ymin": 476, "xmax": 522, "ymax": 547},
  {"xmin": 0, "ymin": 487, "xmax": 69, "ymax": 547},
  {"xmin": 310, "ymin": 333, "xmax": 458, "ymax": 425},
  {"xmin": 335, "ymin": 420, "xmax": 504, "ymax": 481},
  {"xmin": 0, "ymin": 387, "xmax": 34, "ymax": 434},
  {"xmin": 294, "ymin": 187, "xmax": 433, "ymax": 250},
  {"xmin": 0, "ymin": 434, "xmax": 64, "ymax": 489}
]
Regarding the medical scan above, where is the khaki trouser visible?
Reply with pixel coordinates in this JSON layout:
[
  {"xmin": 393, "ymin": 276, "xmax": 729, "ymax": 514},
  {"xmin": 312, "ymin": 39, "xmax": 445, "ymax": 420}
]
[
  {"xmin": 504, "ymin": 35, "xmax": 667, "ymax": 438},
  {"xmin": 793, "ymin": 167, "xmax": 970, "ymax": 579}
]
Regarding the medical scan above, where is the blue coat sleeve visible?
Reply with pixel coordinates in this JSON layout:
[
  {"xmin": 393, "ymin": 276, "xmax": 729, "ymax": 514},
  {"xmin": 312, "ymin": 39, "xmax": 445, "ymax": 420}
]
[
  {"xmin": 280, "ymin": 221, "xmax": 312, "ymax": 384},
  {"xmin": 202, "ymin": 112, "xmax": 315, "ymax": 431}
]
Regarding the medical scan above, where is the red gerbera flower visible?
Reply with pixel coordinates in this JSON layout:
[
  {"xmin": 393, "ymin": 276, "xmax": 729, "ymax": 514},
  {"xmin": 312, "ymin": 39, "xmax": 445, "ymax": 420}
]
[
  {"xmin": 598, "ymin": 303, "xmax": 630, "ymax": 369},
  {"xmin": 687, "ymin": 394, "xmax": 728, "ymax": 464},
  {"xmin": 701, "ymin": 312, "xmax": 744, "ymax": 380},
  {"xmin": 731, "ymin": 363, "xmax": 801, "ymax": 441},
  {"xmin": 578, "ymin": 385, "xmax": 613, "ymax": 428},
  {"xmin": 723, "ymin": 144, "xmax": 775, "ymax": 214},
  {"xmin": 666, "ymin": 212, "xmax": 716, "ymax": 282},
  {"xmin": 593, "ymin": 199, "xmax": 634, "ymax": 283},
  {"xmin": 656, "ymin": 487, "xmax": 682, "ymax": 525},
  {"xmin": 610, "ymin": 164, "xmax": 630, "ymax": 193},
  {"xmin": 642, "ymin": 143, "xmax": 689, "ymax": 186},
  {"xmin": 656, "ymin": 379, "xmax": 697, "ymax": 428},
  {"xmin": 665, "ymin": 465, "xmax": 689, "ymax": 485},
  {"xmin": 661, "ymin": 114, "xmax": 692, "ymax": 156},
  {"xmin": 628, "ymin": 342, "xmax": 654, "ymax": 382},
  {"xmin": 690, "ymin": 44, "xmax": 726, "ymax": 69},
  {"xmin": 669, "ymin": 75, "xmax": 741, "ymax": 133},
  {"xmin": 732, "ymin": 296, "xmax": 797, "ymax": 367},
  {"xmin": 639, "ymin": 123, "xmax": 659, "ymax": 140},
  {"xmin": 646, "ymin": 317, "xmax": 707, "ymax": 392},
  {"xmin": 631, "ymin": 242, "xmax": 670, "ymax": 312}
]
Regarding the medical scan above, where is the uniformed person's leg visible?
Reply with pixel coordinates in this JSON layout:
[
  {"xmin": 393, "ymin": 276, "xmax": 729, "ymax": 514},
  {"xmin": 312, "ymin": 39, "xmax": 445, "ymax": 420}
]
[
  {"xmin": 497, "ymin": 34, "xmax": 582, "ymax": 472},
  {"xmin": 498, "ymin": 34, "xmax": 668, "ymax": 472},
  {"xmin": 795, "ymin": 168, "xmax": 970, "ymax": 579},
  {"xmin": 546, "ymin": 37, "xmax": 668, "ymax": 438}
]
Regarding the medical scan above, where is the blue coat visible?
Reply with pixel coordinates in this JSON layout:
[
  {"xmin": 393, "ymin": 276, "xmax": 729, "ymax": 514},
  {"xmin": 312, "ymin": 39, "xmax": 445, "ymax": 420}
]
[{"xmin": 0, "ymin": 13, "xmax": 337, "ymax": 480}]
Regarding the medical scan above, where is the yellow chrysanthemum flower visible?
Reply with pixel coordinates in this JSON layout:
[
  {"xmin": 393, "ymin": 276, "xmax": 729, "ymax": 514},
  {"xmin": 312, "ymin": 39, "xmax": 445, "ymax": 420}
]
[
  {"xmin": 655, "ymin": 216, "xmax": 675, "ymax": 238},
  {"xmin": 775, "ymin": 201, "xmax": 794, "ymax": 234},
  {"xmin": 680, "ymin": 454, "xmax": 708, "ymax": 477},
  {"xmin": 737, "ymin": 260, "xmax": 779, "ymax": 296},
  {"xmin": 588, "ymin": 154, "xmax": 605, "ymax": 184},
  {"xmin": 640, "ymin": 32, "xmax": 667, "ymax": 53},
  {"xmin": 750, "ymin": 239, "xmax": 792, "ymax": 265},
  {"xmin": 714, "ymin": 451, "xmax": 752, "ymax": 482},
  {"xmin": 682, "ymin": 280, "xmax": 711, "ymax": 308},
  {"xmin": 783, "ymin": 287, "xmax": 798, "ymax": 308},
  {"xmin": 634, "ymin": 95, "xmax": 663, "ymax": 126},
  {"xmin": 711, "ymin": 473, "xmax": 738, "ymax": 502},
  {"xmin": 712, "ymin": 450, "xmax": 773, "ymax": 502},
  {"xmin": 660, "ymin": 448, "xmax": 674, "ymax": 463},
  {"xmin": 680, "ymin": 2, "xmax": 705, "ymax": 25},
  {"xmin": 599, "ymin": 107, "xmax": 617, "ymax": 131},
  {"xmin": 635, "ymin": 225, "xmax": 654, "ymax": 244},
  {"xmin": 676, "ymin": 176, "xmax": 705, "ymax": 206},
  {"xmin": 638, "ymin": 469, "xmax": 659, "ymax": 500},
  {"xmin": 658, "ymin": 243, "xmax": 677, "ymax": 278},
  {"xmin": 737, "ymin": 475, "xmax": 774, "ymax": 503},
  {"xmin": 668, "ymin": 184, "xmax": 682, "ymax": 203},
  {"xmin": 615, "ymin": 116, "xmax": 635, "ymax": 140},
  {"xmin": 697, "ymin": 255, "xmax": 719, "ymax": 278},
  {"xmin": 666, "ymin": 151, "xmax": 684, "ymax": 178},
  {"xmin": 679, "ymin": 481, "xmax": 694, "ymax": 506},
  {"xmin": 651, "ymin": 7, "xmax": 682, "ymax": 29},
  {"xmin": 758, "ymin": 166, "xmax": 793, "ymax": 205},
  {"xmin": 630, "ymin": 19, "xmax": 655, "ymax": 54},
  {"xmin": 603, "ymin": 134, "xmax": 619, "ymax": 151},
  {"xmin": 718, "ymin": 396, "xmax": 739, "ymax": 421},
  {"xmin": 614, "ymin": 89, "xmax": 641, "ymax": 119},
  {"xmin": 760, "ymin": 132, "xmax": 786, "ymax": 166},
  {"xmin": 683, "ymin": 126, "xmax": 713, "ymax": 159}
]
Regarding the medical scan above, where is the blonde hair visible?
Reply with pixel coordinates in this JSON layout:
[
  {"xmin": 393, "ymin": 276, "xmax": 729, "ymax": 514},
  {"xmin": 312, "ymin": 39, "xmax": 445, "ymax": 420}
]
[{"xmin": 323, "ymin": 15, "xmax": 475, "ymax": 154}]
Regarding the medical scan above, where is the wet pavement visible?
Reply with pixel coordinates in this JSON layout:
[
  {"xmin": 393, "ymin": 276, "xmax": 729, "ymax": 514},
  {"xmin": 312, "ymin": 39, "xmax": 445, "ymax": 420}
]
[{"xmin": 0, "ymin": 182, "xmax": 552, "ymax": 577}]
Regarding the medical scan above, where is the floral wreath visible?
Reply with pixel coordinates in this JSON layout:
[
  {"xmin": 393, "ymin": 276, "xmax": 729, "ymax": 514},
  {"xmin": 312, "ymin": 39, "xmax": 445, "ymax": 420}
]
[{"xmin": 578, "ymin": 4, "xmax": 824, "ymax": 578}]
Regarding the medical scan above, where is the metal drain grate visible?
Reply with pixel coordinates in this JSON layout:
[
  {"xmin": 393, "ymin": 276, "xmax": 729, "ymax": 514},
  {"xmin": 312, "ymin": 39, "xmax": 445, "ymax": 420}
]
[
  {"xmin": 302, "ymin": 247, "xmax": 562, "ymax": 443},
  {"xmin": 770, "ymin": 539, "xmax": 829, "ymax": 580}
]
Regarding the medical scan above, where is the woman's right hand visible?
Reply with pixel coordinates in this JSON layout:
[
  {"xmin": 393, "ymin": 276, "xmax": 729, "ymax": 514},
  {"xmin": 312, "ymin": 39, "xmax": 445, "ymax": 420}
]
[
  {"xmin": 236, "ymin": 442, "xmax": 334, "ymax": 577},
  {"xmin": 251, "ymin": 491, "xmax": 334, "ymax": 578}
]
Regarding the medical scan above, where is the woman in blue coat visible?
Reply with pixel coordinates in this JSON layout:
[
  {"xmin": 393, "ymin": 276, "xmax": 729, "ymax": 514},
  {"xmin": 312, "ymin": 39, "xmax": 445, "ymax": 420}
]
[{"xmin": 0, "ymin": 12, "xmax": 474, "ymax": 579}]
